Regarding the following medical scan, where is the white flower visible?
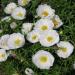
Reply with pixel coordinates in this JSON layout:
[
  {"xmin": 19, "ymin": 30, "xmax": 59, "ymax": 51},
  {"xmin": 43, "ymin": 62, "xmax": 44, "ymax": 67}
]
[
  {"xmin": 18, "ymin": 0, "xmax": 31, "ymax": 6},
  {"xmin": 39, "ymin": 30, "xmax": 59, "ymax": 47},
  {"xmin": 10, "ymin": 22, "xmax": 17, "ymax": 29},
  {"xmin": 26, "ymin": 30, "xmax": 40, "ymax": 43},
  {"xmin": 0, "ymin": 49, "xmax": 8, "ymax": 62},
  {"xmin": 32, "ymin": 50, "xmax": 54, "ymax": 69},
  {"xmin": 36, "ymin": 4, "xmax": 55, "ymax": 19},
  {"xmin": 52, "ymin": 15, "xmax": 63, "ymax": 29},
  {"xmin": 0, "ymin": 34, "xmax": 10, "ymax": 50},
  {"xmin": 4, "ymin": 2, "xmax": 17, "ymax": 14},
  {"xmin": 25, "ymin": 68, "xmax": 34, "ymax": 75},
  {"xmin": 56, "ymin": 41, "xmax": 74, "ymax": 58},
  {"xmin": 34, "ymin": 19, "xmax": 54, "ymax": 33},
  {"xmin": 11, "ymin": 7, "xmax": 26, "ymax": 20},
  {"xmin": 1, "ymin": 16, "xmax": 11, "ymax": 22},
  {"xmin": 7, "ymin": 33, "xmax": 25, "ymax": 49},
  {"xmin": 21, "ymin": 23, "xmax": 33, "ymax": 34}
]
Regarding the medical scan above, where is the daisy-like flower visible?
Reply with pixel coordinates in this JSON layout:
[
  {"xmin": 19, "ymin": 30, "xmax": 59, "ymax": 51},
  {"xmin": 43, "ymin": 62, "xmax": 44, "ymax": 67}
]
[
  {"xmin": 26, "ymin": 30, "xmax": 40, "ymax": 43},
  {"xmin": 56, "ymin": 41, "xmax": 74, "ymax": 58},
  {"xmin": 36, "ymin": 4, "xmax": 55, "ymax": 19},
  {"xmin": 11, "ymin": 7, "xmax": 26, "ymax": 20},
  {"xmin": 10, "ymin": 22, "xmax": 17, "ymax": 29},
  {"xmin": 39, "ymin": 30, "xmax": 59, "ymax": 47},
  {"xmin": 18, "ymin": 0, "xmax": 31, "ymax": 6},
  {"xmin": 32, "ymin": 50, "xmax": 54, "ymax": 69},
  {"xmin": 0, "ymin": 49, "xmax": 8, "ymax": 62},
  {"xmin": 52, "ymin": 15, "xmax": 63, "ymax": 29},
  {"xmin": 21, "ymin": 23, "xmax": 33, "ymax": 35},
  {"xmin": 4, "ymin": 2, "xmax": 17, "ymax": 14},
  {"xmin": 7, "ymin": 33, "xmax": 25, "ymax": 49},
  {"xmin": 25, "ymin": 68, "xmax": 34, "ymax": 75},
  {"xmin": 34, "ymin": 19, "xmax": 54, "ymax": 33},
  {"xmin": 0, "ymin": 34, "xmax": 10, "ymax": 50},
  {"xmin": 1, "ymin": 16, "xmax": 11, "ymax": 22}
]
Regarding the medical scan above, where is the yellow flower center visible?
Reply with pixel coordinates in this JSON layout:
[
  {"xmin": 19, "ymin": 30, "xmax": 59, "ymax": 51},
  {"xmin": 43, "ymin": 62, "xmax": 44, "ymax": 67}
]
[
  {"xmin": 52, "ymin": 19, "xmax": 58, "ymax": 27},
  {"xmin": 42, "ymin": 11, "xmax": 49, "ymax": 17},
  {"xmin": 39, "ymin": 56, "xmax": 48, "ymax": 63},
  {"xmin": 32, "ymin": 35, "xmax": 37, "ymax": 40},
  {"xmin": 0, "ymin": 54, "xmax": 5, "ymax": 58},
  {"xmin": 22, "ymin": 0, "xmax": 28, "ymax": 5},
  {"xmin": 41, "ymin": 25, "xmax": 48, "ymax": 31},
  {"xmin": 47, "ymin": 36, "xmax": 53, "ymax": 42},
  {"xmin": 15, "ymin": 39, "xmax": 21, "ymax": 46},
  {"xmin": 59, "ymin": 47, "xmax": 67, "ymax": 52},
  {"xmin": 17, "ymin": 12, "xmax": 23, "ymax": 17}
]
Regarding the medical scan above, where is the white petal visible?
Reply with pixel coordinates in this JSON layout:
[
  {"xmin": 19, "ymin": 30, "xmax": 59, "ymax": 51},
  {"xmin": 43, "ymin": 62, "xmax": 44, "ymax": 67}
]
[
  {"xmin": 39, "ymin": 30, "xmax": 59, "ymax": 47},
  {"xmin": 0, "ymin": 34, "xmax": 10, "ymax": 50},
  {"xmin": 21, "ymin": 23, "xmax": 33, "ymax": 34},
  {"xmin": 34, "ymin": 19, "xmax": 54, "ymax": 33},
  {"xmin": 4, "ymin": 2, "xmax": 17, "ymax": 14},
  {"xmin": 11, "ymin": 7, "xmax": 26, "ymax": 20},
  {"xmin": 32, "ymin": 50, "xmax": 54, "ymax": 69},
  {"xmin": 25, "ymin": 68, "xmax": 34, "ymax": 75},
  {"xmin": 10, "ymin": 22, "xmax": 17, "ymax": 29},
  {"xmin": 7, "ymin": 33, "xmax": 25, "ymax": 49},
  {"xmin": 36, "ymin": 4, "xmax": 55, "ymax": 19},
  {"xmin": 1, "ymin": 16, "xmax": 11, "ymax": 22},
  {"xmin": 56, "ymin": 41, "xmax": 74, "ymax": 58},
  {"xmin": 52, "ymin": 15, "xmax": 63, "ymax": 29},
  {"xmin": 26, "ymin": 30, "xmax": 40, "ymax": 43},
  {"xmin": 0, "ymin": 49, "xmax": 8, "ymax": 62}
]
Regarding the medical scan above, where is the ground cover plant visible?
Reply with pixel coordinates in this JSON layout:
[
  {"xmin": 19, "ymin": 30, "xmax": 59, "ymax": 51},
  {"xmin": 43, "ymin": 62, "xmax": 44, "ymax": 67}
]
[{"xmin": 0, "ymin": 0, "xmax": 75, "ymax": 75}]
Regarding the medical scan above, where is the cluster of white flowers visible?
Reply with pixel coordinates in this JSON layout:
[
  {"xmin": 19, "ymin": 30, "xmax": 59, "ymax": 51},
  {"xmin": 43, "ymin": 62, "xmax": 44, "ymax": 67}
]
[
  {"xmin": 4, "ymin": 2, "xmax": 26, "ymax": 20},
  {"xmin": 0, "ymin": 33, "xmax": 25, "ymax": 50},
  {"xmin": 0, "ymin": 33, "xmax": 25, "ymax": 62},
  {"xmin": 0, "ymin": 0, "xmax": 74, "ymax": 72},
  {"xmin": 25, "ymin": 4, "xmax": 74, "ymax": 69}
]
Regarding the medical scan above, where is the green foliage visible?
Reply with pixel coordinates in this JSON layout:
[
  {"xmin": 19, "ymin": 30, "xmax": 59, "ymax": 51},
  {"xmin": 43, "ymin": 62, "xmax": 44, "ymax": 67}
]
[{"xmin": 0, "ymin": 0, "xmax": 75, "ymax": 75}]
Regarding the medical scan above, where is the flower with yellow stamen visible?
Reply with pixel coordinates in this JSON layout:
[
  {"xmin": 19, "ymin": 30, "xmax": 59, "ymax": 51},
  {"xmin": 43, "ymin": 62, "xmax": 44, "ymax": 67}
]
[
  {"xmin": 0, "ymin": 49, "xmax": 8, "ymax": 62},
  {"xmin": 56, "ymin": 41, "xmax": 74, "ymax": 58},
  {"xmin": 52, "ymin": 15, "xmax": 63, "ymax": 29},
  {"xmin": 26, "ymin": 30, "xmax": 40, "ymax": 43},
  {"xmin": 32, "ymin": 50, "xmax": 54, "ymax": 69},
  {"xmin": 11, "ymin": 7, "xmax": 26, "ymax": 20},
  {"xmin": 34, "ymin": 19, "xmax": 54, "ymax": 33},
  {"xmin": 18, "ymin": 0, "xmax": 31, "ymax": 6},
  {"xmin": 36, "ymin": 4, "xmax": 55, "ymax": 19},
  {"xmin": 7, "ymin": 33, "xmax": 25, "ymax": 49},
  {"xmin": 39, "ymin": 30, "xmax": 59, "ymax": 47}
]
